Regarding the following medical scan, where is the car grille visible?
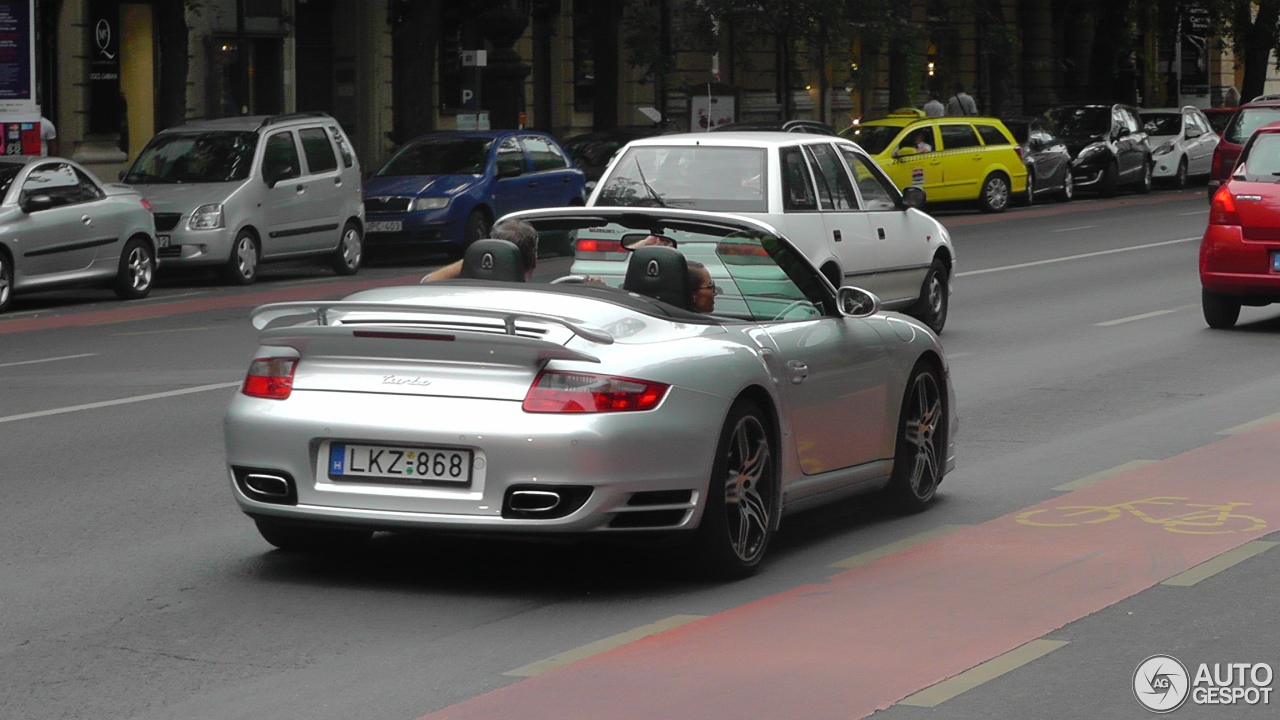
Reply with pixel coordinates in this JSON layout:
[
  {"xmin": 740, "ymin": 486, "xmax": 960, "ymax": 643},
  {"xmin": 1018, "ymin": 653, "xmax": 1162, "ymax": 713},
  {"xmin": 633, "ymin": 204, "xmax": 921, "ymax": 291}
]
[
  {"xmin": 158, "ymin": 246, "xmax": 183, "ymax": 259},
  {"xmin": 365, "ymin": 196, "xmax": 412, "ymax": 213},
  {"xmin": 153, "ymin": 213, "xmax": 182, "ymax": 232}
]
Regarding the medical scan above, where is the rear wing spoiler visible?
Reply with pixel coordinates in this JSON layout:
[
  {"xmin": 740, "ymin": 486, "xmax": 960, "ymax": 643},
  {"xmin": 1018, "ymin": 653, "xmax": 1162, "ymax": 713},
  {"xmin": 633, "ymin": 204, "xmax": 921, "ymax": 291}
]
[{"xmin": 250, "ymin": 301, "xmax": 615, "ymax": 346}]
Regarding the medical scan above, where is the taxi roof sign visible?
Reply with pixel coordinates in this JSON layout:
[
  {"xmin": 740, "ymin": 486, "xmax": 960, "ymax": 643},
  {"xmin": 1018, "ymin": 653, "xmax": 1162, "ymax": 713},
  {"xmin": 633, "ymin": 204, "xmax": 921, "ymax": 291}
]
[{"xmin": 888, "ymin": 108, "xmax": 927, "ymax": 118}]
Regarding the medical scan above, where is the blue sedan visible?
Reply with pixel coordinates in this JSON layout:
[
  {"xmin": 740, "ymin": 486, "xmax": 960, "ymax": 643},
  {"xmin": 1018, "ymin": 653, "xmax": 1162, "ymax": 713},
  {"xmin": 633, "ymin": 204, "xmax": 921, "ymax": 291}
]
[{"xmin": 362, "ymin": 131, "xmax": 585, "ymax": 256}]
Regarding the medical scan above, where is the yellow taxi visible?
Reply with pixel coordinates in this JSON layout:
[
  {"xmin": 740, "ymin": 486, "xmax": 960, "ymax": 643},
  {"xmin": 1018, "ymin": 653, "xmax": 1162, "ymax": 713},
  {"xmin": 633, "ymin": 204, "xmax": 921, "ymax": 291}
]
[{"xmin": 841, "ymin": 109, "xmax": 1028, "ymax": 213}]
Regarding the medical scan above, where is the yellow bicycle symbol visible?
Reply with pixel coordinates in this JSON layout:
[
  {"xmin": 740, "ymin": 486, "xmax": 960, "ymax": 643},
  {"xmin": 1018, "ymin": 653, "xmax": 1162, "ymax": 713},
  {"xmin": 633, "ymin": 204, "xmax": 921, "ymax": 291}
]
[{"xmin": 1017, "ymin": 496, "xmax": 1268, "ymax": 535}]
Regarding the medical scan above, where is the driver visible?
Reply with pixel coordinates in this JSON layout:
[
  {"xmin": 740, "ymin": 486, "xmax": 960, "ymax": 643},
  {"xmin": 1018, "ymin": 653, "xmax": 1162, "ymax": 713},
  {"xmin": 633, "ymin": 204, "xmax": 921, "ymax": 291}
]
[
  {"xmin": 688, "ymin": 260, "xmax": 716, "ymax": 314},
  {"xmin": 422, "ymin": 219, "xmax": 538, "ymax": 282},
  {"xmin": 911, "ymin": 130, "xmax": 933, "ymax": 153}
]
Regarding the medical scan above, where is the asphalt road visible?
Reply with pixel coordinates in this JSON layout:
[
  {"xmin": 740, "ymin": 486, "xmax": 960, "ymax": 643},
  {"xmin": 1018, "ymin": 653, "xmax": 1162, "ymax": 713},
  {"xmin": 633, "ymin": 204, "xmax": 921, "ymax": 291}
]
[{"xmin": 3, "ymin": 187, "xmax": 1278, "ymax": 720}]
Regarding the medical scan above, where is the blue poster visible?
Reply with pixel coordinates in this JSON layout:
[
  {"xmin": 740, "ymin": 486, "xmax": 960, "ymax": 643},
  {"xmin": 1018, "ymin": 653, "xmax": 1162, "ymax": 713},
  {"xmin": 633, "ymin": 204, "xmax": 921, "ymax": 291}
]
[{"xmin": 0, "ymin": 1, "xmax": 30, "ymax": 103}]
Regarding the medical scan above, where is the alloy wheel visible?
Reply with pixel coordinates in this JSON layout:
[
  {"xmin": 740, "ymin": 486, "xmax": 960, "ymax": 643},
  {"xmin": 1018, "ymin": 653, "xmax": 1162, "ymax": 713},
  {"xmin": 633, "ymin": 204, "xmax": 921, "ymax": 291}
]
[
  {"xmin": 341, "ymin": 227, "xmax": 362, "ymax": 268},
  {"xmin": 928, "ymin": 274, "xmax": 944, "ymax": 317},
  {"xmin": 903, "ymin": 372, "xmax": 942, "ymax": 499},
  {"xmin": 1063, "ymin": 172, "xmax": 1074, "ymax": 199},
  {"xmin": 723, "ymin": 415, "xmax": 773, "ymax": 563},
  {"xmin": 1025, "ymin": 172, "xmax": 1035, "ymax": 205},
  {"xmin": 0, "ymin": 256, "xmax": 9, "ymax": 307},
  {"xmin": 236, "ymin": 237, "xmax": 257, "ymax": 279},
  {"xmin": 127, "ymin": 246, "xmax": 152, "ymax": 290}
]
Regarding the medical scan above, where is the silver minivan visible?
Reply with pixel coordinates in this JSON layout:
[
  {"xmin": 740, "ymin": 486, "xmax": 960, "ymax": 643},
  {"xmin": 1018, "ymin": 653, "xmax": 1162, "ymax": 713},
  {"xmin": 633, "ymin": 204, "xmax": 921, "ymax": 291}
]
[{"xmin": 123, "ymin": 112, "xmax": 365, "ymax": 284}]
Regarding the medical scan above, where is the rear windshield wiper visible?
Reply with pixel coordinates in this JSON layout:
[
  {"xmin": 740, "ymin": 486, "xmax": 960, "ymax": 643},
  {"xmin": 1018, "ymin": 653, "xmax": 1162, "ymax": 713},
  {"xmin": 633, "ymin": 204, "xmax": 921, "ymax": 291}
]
[{"xmin": 632, "ymin": 155, "xmax": 667, "ymax": 207}]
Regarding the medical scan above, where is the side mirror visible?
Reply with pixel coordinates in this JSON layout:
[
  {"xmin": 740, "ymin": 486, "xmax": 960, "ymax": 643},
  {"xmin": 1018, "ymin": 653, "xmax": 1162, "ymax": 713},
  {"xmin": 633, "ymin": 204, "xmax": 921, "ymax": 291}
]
[
  {"xmin": 1115, "ymin": 127, "xmax": 1131, "ymax": 139},
  {"xmin": 21, "ymin": 194, "xmax": 54, "ymax": 213},
  {"xmin": 264, "ymin": 165, "xmax": 295, "ymax": 188},
  {"xmin": 901, "ymin": 185, "xmax": 927, "ymax": 210},
  {"xmin": 118, "ymin": 169, "xmax": 127, "ymax": 181},
  {"xmin": 838, "ymin": 286, "xmax": 881, "ymax": 318}
]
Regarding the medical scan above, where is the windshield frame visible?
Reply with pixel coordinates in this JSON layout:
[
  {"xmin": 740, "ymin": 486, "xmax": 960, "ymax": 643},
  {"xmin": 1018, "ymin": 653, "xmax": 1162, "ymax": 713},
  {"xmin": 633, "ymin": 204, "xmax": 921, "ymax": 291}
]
[{"xmin": 123, "ymin": 131, "xmax": 260, "ymax": 184}]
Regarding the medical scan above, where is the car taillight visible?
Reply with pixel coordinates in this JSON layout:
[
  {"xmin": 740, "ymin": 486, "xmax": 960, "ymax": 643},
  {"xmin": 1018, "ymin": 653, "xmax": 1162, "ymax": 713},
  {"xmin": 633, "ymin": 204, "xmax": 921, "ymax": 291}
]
[
  {"xmin": 1212, "ymin": 150, "xmax": 1223, "ymax": 178},
  {"xmin": 242, "ymin": 358, "xmax": 298, "ymax": 400},
  {"xmin": 1209, "ymin": 185, "xmax": 1240, "ymax": 226},
  {"xmin": 1014, "ymin": 146, "xmax": 1024, "ymax": 161},
  {"xmin": 575, "ymin": 238, "xmax": 624, "ymax": 253},
  {"xmin": 522, "ymin": 370, "xmax": 669, "ymax": 413},
  {"xmin": 140, "ymin": 197, "xmax": 153, "ymax": 211}
]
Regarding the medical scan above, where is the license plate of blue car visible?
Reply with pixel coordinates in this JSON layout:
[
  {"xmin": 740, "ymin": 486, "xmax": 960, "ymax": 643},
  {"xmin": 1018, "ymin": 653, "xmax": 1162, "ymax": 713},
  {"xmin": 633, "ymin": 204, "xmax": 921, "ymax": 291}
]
[{"xmin": 328, "ymin": 442, "xmax": 472, "ymax": 484}]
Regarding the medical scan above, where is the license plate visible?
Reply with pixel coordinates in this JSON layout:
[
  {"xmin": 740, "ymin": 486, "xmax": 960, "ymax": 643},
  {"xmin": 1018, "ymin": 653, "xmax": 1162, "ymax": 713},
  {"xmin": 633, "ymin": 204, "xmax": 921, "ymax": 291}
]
[
  {"xmin": 366, "ymin": 220, "xmax": 402, "ymax": 233},
  {"xmin": 158, "ymin": 234, "xmax": 171, "ymax": 247},
  {"xmin": 328, "ymin": 442, "xmax": 472, "ymax": 484}
]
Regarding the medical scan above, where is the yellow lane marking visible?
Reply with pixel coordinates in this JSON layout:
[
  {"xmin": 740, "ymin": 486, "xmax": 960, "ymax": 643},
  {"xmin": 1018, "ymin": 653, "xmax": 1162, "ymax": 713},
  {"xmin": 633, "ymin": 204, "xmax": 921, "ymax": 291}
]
[
  {"xmin": 112, "ymin": 325, "xmax": 217, "ymax": 336},
  {"xmin": 504, "ymin": 615, "xmax": 704, "ymax": 678},
  {"xmin": 1054, "ymin": 460, "xmax": 1157, "ymax": 491},
  {"xmin": 829, "ymin": 525, "xmax": 970, "ymax": 569},
  {"xmin": 898, "ymin": 639, "xmax": 1070, "ymax": 707},
  {"xmin": 1161, "ymin": 541, "xmax": 1278, "ymax": 587},
  {"xmin": 1095, "ymin": 304, "xmax": 1198, "ymax": 327},
  {"xmin": 1017, "ymin": 497, "xmax": 1266, "ymax": 535},
  {"xmin": 1219, "ymin": 412, "xmax": 1280, "ymax": 436}
]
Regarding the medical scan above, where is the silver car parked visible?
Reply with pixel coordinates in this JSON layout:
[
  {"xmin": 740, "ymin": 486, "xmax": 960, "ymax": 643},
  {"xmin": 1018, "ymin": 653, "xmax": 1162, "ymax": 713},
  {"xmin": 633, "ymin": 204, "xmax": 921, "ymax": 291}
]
[
  {"xmin": 223, "ymin": 206, "xmax": 956, "ymax": 578},
  {"xmin": 123, "ymin": 112, "xmax": 365, "ymax": 285},
  {"xmin": 0, "ymin": 157, "xmax": 157, "ymax": 313}
]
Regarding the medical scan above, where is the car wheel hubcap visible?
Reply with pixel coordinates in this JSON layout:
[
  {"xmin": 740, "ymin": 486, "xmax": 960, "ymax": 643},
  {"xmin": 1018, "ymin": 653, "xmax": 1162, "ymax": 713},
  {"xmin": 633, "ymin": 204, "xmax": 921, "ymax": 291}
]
[
  {"xmin": 1026, "ymin": 174, "xmax": 1034, "ymax": 202},
  {"xmin": 0, "ymin": 258, "xmax": 9, "ymax": 305},
  {"xmin": 237, "ymin": 238, "xmax": 256, "ymax": 278},
  {"xmin": 128, "ymin": 247, "xmax": 152, "ymax": 290},
  {"xmin": 988, "ymin": 179, "xmax": 1008, "ymax": 209},
  {"xmin": 904, "ymin": 373, "xmax": 941, "ymax": 499},
  {"xmin": 724, "ymin": 415, "xmax": 772, "ymax": 563},
  {"xmin": 928, "ymin": 275, "xmax": 943, "ymax": 316},
  {"xmin": 342, "ymin": 228, "xmax": 361, "ymax": 267},
  {"xmin": 1064, "ymin": 173, "xmax": 1074, "ymax": 198}
]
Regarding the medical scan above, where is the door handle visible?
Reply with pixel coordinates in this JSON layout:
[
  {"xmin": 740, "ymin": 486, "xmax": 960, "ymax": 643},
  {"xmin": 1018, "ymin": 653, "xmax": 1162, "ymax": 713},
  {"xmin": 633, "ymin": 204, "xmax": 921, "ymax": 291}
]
[
  {"xmin": 81, "ymin": 214, "xmax": 91, "ymax": 225},
  {"xmin": 296, "ymin": 184, "xmax": 307, "ymax": 193},
  {"xmin": 877, "ymin": 227, "xmax": 886, "ymax": 240},
  {"xmin": 833, "ymin": 229, "xmax": 842, "ymax": 242},
  {"xmin": 527, "ymin": 181, "xmax": 538, "ymax": 188},
  {"xmin": 562, "ymin": 176, "xmax": 572, "ymax": 183},
  {"xmin": 786, "ymin": 360, "xmax": 809, "ymax": 384},
  {"xmin": 334, "ymin": 177, "xmax": 342, "ymax": 186}
]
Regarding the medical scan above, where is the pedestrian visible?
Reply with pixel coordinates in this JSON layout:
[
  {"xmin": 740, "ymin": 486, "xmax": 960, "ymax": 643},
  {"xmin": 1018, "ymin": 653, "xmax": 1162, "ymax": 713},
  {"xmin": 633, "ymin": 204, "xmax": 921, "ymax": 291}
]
[
  {"xmin": 947, "ymin": 84, "xmax": 978, "ymax": 116},
  {"xmin": 1223, "ymin": 86, "xmax": 1240, "ymax": 108},
  {"xmin": 922, "ymin": 92, "xmax": 945, "ymax": 118},
  {"xmin": 39, "ymin": 115, "xmax": 57, "ymax": 156}
]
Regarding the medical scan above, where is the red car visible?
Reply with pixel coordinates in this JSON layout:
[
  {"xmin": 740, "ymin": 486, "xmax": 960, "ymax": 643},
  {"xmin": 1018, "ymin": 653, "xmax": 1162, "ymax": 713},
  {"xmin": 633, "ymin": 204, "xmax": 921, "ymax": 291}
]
[
  {"xmin": 1201, "ymin": 121, "xmax": 1280, "ymax": 328},
  {"xmin": 1210, "ymin": 97, "xmax": 1280, "ymax": 187}
]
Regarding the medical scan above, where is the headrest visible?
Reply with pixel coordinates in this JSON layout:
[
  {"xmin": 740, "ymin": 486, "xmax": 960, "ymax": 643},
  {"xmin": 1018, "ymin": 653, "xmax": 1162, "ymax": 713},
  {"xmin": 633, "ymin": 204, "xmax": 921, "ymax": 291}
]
[
  {"xmin": 460, "ymin": 239, "xmax": 525, "ymax": 282},
  {"xmin": 623, "ymin": 246, "xmax": 692, "ymax": 310}
]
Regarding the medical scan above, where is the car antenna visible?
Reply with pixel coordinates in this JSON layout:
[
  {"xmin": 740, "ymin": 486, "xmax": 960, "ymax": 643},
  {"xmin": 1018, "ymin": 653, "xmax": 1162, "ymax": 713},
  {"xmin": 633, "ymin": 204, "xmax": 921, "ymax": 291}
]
[{"xmin": 633, "ymin": 155, "xmax": 666, "ymax": 207}]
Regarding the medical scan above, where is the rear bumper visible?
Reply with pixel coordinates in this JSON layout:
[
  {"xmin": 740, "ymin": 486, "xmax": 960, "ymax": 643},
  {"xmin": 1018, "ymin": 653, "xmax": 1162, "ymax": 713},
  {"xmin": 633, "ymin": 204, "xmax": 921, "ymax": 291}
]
[
  {"xmin": 224, "ymin": 387, "xmax": 729, "ymax": 533},
  {"xmin": 1199, "ymin": 225, "xmax": 1280, "ymax": 298}
]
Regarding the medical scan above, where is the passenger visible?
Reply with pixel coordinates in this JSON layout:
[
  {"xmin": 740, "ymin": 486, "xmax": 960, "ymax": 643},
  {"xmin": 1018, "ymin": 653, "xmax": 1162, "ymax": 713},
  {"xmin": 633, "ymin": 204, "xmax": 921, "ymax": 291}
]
[
  {"xmin": 422, "ymin": 219, "xmax": 539, "ymax": 282},
  {"xmin": 630, "ymin": 234, "xmax": 676, "ymax": 249},
  {"xmin": 688, "ymin": 260, "xmax": 717, "ymax": 314}
]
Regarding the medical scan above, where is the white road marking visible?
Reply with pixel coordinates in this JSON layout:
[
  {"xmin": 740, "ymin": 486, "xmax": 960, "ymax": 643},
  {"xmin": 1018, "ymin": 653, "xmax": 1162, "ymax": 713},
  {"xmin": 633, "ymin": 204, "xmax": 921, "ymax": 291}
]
[
  {"xmin": 945, "ymin": 351, "xmax": 976, "ymax": 359},
  {"xmin": 504, "ymin": 615, "xmax": 705, "ymax": 677},
  {"xmin": 956, "ymin": 236, "xmax": 1199, "ymax": 278},
  {"xmin": 1051, "ymin": 225, "xmax": 1096, "ymax": 233},
  {"xmin": 1094, "ymin": 303, "xmax": 1198, "ymax": 327},
  {"xmin": 1054, "ymin": 460, "xmax": 1157, "ymax": 491},
  {"xmin": 0, "ymin": 382, "xmax": 240, "ymax": 425},
  {"xmin": 0, "ymin": 353, "xmax": 98, "ymax": 369},
  {"xmin": 1179, "ymin": 209, "xmax": 1208, "ymax": 216},
  {"xmin": 112, "ymin": 326, "xmax": 216, "ymax": 337}
]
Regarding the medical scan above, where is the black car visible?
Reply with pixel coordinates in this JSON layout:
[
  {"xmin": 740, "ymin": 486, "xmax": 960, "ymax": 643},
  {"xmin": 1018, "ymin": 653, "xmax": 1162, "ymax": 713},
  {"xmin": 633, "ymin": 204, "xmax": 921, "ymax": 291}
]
[
  {"xmin": 1043, "ymin": 104, "xmax": 1152, "ymax": 196},
  {"xmin": 1002, "ymin": 116, "xmax": 1075, "ymax": 203},
  {"xmin": 709, "ymin": 119, "xmax": 837, "ymax": 135},
  {"xmin": 560, "ymin": 127, "xmax": 671, "ymax": 191}
]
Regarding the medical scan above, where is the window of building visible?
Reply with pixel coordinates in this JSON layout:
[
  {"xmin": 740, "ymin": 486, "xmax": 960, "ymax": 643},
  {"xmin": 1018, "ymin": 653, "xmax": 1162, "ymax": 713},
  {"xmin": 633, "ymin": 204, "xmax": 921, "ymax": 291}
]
[{"xmin": 573, "ymin": 3, "xmax": 594, "ymax": 112}]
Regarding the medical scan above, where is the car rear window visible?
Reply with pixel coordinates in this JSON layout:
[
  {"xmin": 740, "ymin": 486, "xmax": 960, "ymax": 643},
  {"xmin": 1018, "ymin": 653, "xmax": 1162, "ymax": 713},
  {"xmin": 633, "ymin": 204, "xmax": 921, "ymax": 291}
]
[
  {"xmin": 976, "ymin": 124, "xmax": 1011, "ymax": 146},
  {"xmin": 595, "ymin": 146, "xmax": 767, "ymax": 213},
  {"xmin": 1237, "ymin": 133, "xmax": 1280, "ymax": 180},
  {"xmin": 1224, "ymin": 107, "xmax": 1280, "ymax": 145}
]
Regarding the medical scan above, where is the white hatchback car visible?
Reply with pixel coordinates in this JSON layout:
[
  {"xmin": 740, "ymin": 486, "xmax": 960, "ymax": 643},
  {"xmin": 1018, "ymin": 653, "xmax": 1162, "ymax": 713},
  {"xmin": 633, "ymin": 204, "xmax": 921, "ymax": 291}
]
[
  {"xmin": 1140, "ymin": 106, "xmax": 1219, "ymax": 188},
  {"xmin": 584, "ymin": 132, "xmax": 955, "ymax": 332}
]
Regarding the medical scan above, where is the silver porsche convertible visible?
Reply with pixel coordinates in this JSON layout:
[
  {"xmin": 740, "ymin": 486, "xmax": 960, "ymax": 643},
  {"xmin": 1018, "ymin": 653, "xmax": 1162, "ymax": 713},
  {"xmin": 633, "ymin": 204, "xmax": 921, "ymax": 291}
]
[{"xmin": 224, "ymin": 207, "xmax": 956, "ymax": 578}]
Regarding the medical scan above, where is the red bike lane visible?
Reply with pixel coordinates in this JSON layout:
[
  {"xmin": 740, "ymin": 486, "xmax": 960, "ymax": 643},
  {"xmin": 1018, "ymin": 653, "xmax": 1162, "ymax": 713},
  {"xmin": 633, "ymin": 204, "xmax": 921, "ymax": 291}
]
[{"xmin": 421, "ymin": 420, "xmax": 1280, "ymax": 720}]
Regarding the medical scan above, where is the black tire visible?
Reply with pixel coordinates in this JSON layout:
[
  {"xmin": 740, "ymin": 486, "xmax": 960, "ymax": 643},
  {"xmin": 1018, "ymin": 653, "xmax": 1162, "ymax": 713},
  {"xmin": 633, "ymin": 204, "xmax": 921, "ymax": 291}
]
[
  {"xmin": 1173, "ymin": 158, "xmax": 1189, "ymax": 189},
  {"xmin": 1135, "ymin": 158, "xmax": 1153, "ymax": 194},
  {"xmin": 1100, "ymin": 162, "xmax": 1120, "ymax": 197},
  {"xmin": 112, "ymin": 236, "xmax": 155, "ymax": 300},
  {"xmin": 0, "ymin": 250, "xmax": 12, "ymax": 313},
  {"xmin": 1019, "ymin": 170, "xmax": 1035, "ymax": 206},
  {"xmin": 1202, "ymin": 289, "xmax": 1241, "ymax": 329},
  {"xmin": 1057, "ymin": 171, "xmax": 1075, "ymax": 202},
  {"xmin": 222, "ymin": 230, "xmax": 260, "ymax": 285},
  {"xmin": 977, "ymin": 173, "xmax": 1011, "ymax": 213},
  {"xmin": 906, "ymin": 258, "xmax": 949, "ymax": 334},
  {"xmin": 331, "ymin": 221, "xmax": 362, "ymax": 276},
  {"xmin": 882, "ymin": 361, "xmax": 945, "ymax": 513},
  {"xmin": 456, "ymin": 209, "xmax": 491, "ymax": 259},
  {"xmin": 690, "ymin": 399, "xmax": 779, "ymax": 580},
  {"xmin": 253, "ymin": 517, "xmax": 372, "ymax": 553}
]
